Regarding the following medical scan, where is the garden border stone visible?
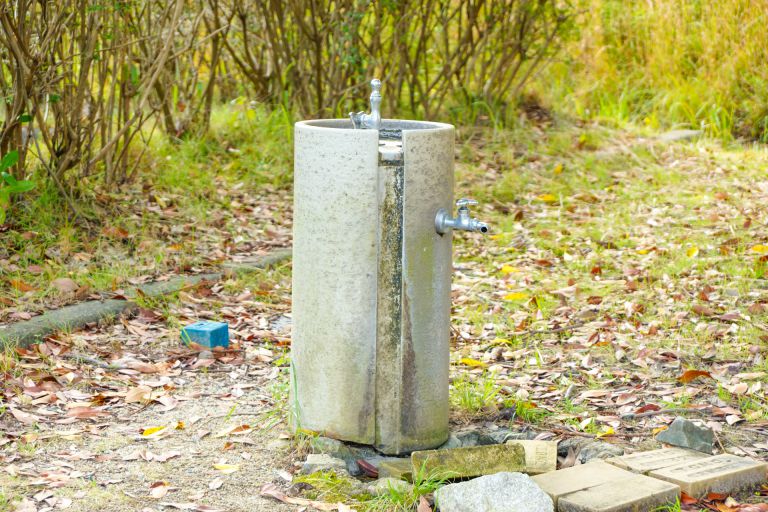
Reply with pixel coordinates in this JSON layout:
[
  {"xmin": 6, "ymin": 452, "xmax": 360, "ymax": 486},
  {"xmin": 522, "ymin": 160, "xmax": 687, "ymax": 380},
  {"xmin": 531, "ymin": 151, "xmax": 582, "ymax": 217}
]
[{"xmin": 0, "ymin": 249, "xmax": 291, "ymax": 348}]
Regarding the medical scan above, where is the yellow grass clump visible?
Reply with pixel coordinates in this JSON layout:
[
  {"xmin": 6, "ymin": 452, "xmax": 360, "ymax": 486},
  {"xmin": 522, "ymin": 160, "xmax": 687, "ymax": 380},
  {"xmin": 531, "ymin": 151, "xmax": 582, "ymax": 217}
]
[{"xmin": 535, "ymin": 0, "xmax": 768, "ymax": 140}]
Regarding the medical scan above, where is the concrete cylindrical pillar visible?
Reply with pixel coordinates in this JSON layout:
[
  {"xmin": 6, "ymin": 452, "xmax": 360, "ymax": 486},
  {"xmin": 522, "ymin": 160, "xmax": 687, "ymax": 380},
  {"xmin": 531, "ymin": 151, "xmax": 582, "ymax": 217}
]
[{"xmin": 292, "ymin": 119, "xmax": 454, "ymax": 454}]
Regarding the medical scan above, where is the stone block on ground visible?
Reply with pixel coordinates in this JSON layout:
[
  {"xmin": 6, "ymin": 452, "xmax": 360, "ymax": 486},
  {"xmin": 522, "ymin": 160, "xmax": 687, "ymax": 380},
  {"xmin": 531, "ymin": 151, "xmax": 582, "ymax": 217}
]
[
  {"xmin": 301, "ymin": 453, "xmax": 347, "ymax": 474},
  {"xmin": 181, "ymin": 321, "xmax": 229, "ymax": 348},
  {"xmin": 531, "ymin": 461, "xmax": 636, "ymax": 506},
  {"xmin": 557, "ymin": 438, "xmax": 624, "ymax": 463},
  {"xmin": 308, "ymin": 436, "xmax": 378, "ymax": 475},
  {"xmin": 435, "ymin": 472, "xmax": 554, "ymax": 512},
  {"xmin": 411, "ymin": 443, "xmax": 525, "ymax": 479},
  {"xmin": 533, "ymin": 460, "xmax": 682, "ymax": 511},
  {"xmin": 649, "ymin": 454, "xmax": 768, "ymax": 498},
  {"xmin": 489, "ymin": 429, "xmax": 538, "ymax": 444},
  {"xmin": 557, "ymin": 474, "xmax": 680, "ymax": 512},
  {"xmin": 607, "ymin": 447, "xmax": 710, "ymax": 474},
  {"xmin": 366, "ymin": 477, "xmax": 414, "ymax": 497},
  {"xmin": 506, "ymin": 440, "xmax": 558, "ymax": 475},
  {"xmin": 378, "ymin": 458, "xmax": 413, "ymax": 481},
  {"xmin": 310, "ymin": 436, "xmax": 346, "ymax": 455},
  {"xmin": 655, "ymin": 417, "xmax": 714, "ymax": 454},
  {"xmin": 438, "ymin": 433, "xmax": 463, "ymax": 450}
]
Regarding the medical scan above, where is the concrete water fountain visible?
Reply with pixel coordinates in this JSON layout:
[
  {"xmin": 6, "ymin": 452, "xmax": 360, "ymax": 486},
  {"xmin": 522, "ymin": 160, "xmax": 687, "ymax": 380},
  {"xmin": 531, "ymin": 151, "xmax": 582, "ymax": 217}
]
[{"xmin": 291, "ymin": 79, "xmax": 488, "ymax": 455}]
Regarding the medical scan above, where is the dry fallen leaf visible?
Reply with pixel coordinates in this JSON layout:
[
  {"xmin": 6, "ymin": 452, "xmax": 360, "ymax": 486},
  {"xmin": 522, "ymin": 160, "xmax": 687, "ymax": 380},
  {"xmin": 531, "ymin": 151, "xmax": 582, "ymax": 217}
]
[
  {"xmin": 259, "ymin": 483, "xmax": 342, "ymax": 511},
  {"xmin": 66, "ymin": 407, "xmax": 109, "ymax": 419},
  {"xmin": 155, "ymin": 395, "xmax": 179, "ymax": 412},
  {"xmin": 9, "ymin": 279, "xmax": 35, "ymax": 292},
  {"xmin": 125, "ymin": 385, "xmax": 153, "ymax": 403},
  {"xmin": 102, "ymin": 225, "xmax": 129, "ymax": 239},
  {"xmin": 155, "ymin": 451, "xmax": 182, "ymax": 462},
  {"xmin": 142, "ymin": 426, "xmax": 169, "ymax": 439},
  {"xmin": 417, "ymin": 496, "xmax": 432, "ymax": 512},
  {"xmin": 677, "ymin": 369, "xmax": 713, "ymax": 384},
  {"xmin": 10, "ymin": 408, "xmax": 42, "ymax": 425},
  {"xmin": 536, "ymin": 193, "xmax": 557, "ymax": 203},
  {"xmin": 212, "ymin": 463, "xmax": 240, "ymax": 474},
  {"xmin": 150, "ymin": 481, "xmax": 170, "ymax": 499},
  {"xmin": 13, "ymin": 497, "xmax": 37, "ymax": 512},
  {"xmin": 458, "ymin": 358, "xmax": 487, "ymax": 368},
  {"xmin": 213, "ymin": 424, "xmax": 252, "ymax": 438},
  {"xmin": 51, "ymin": 277, "xmax": 79, "ymax": 293}
]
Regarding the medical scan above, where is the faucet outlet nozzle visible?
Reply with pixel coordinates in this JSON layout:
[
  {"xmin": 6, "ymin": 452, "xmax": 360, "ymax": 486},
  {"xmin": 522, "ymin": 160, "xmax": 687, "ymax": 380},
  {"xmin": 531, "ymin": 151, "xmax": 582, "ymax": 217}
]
[{"xmin": 435, "ymin": 198, "xmax": 489, "ymax": 235}]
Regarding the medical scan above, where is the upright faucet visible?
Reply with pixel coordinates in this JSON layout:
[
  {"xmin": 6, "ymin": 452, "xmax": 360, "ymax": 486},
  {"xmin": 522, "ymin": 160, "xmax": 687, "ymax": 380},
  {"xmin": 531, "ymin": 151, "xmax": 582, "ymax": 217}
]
[
  {"xmin": 350, "ymin": 79, "xmax": 382, "ymax": 130},
  {"xmin": 435, "ymin": 199, "xmax": 489, "ymax": 234}
]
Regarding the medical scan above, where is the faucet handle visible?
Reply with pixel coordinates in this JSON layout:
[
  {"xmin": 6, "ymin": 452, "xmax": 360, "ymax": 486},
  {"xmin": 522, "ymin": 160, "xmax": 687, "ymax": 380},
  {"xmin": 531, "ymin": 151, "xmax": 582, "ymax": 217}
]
[
  {"xmin": 369, "ymin": 78, "xmax": 381, "ymax": 128},
  {"xmin": 349, "ymin": 78, "xmax": 382, "ymax": 130},
  {"xmin": 456, "ymin": 198, "xmax": 478, "ymax": 209},
  {"xmin": 370, "ymin": 79, "xmax": 382, "ymax": 100}
]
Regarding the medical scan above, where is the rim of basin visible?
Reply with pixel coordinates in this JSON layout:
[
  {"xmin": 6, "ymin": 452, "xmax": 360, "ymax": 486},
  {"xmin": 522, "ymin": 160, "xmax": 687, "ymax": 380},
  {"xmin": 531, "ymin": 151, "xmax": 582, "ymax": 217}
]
[{"xmin": 296, "ymin": 119, "xmax": 453, "ymax": 132}]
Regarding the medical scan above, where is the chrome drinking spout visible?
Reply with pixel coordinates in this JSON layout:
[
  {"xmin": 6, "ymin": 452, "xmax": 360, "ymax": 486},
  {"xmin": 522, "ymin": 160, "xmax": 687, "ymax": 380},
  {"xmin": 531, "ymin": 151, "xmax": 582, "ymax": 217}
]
[
  {"xmin": 435, "ymin": 198, "xmax": 489, "ymax": 234},
  {"xmin": 349, "ymin": 79, "xmax": 382, "ymax": 130}
]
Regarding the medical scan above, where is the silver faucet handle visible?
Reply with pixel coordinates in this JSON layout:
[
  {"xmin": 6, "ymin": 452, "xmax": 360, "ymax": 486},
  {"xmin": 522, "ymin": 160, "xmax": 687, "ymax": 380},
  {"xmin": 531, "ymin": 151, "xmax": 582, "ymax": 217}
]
[
  {"xmin": 370, "ymin": 79, "xmax": 382, "ymax": 99},
  {"xmin": 349, "ymin": 78, "xmax": 382, "ymax": 130},
  {"xmin": 369, "ymin": 78, "xmax": 381, "ymax": 123},
  {"xmin": 456, "ymin": 198, "xmax": 478, "ymax": 209}
]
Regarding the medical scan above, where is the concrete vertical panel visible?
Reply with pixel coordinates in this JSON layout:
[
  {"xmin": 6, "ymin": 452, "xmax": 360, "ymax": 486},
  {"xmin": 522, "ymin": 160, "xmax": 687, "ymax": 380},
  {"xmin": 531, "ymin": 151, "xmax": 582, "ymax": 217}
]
[
  {"xmin": 380, "ymin": 122, "xmax": 454, "ymax": 453},
  {"xmin": 292, "ymin": 119, "xmax": 379, "ymax": 444}
]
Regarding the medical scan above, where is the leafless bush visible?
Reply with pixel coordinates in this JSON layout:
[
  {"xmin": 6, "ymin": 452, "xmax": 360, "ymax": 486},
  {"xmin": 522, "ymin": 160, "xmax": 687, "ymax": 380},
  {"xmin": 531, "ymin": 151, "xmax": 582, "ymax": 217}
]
[
  {"xmin": 223, "ymin": 0, "xmax": 571, "ymax": 118},
  {"xmin": 0, "ymin": 0, "xmax": 183, "ymax": 192},
  {"xmin": 0, "ymin": 0, "xmax": 571, "ymax": 203}
]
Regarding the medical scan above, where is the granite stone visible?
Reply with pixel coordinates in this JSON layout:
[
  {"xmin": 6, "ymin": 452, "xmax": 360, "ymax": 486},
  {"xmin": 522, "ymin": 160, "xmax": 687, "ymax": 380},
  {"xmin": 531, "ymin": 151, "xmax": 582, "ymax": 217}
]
[{"xmin": 435, "ymin": 472, "xmax": 553, "ymax": 512}]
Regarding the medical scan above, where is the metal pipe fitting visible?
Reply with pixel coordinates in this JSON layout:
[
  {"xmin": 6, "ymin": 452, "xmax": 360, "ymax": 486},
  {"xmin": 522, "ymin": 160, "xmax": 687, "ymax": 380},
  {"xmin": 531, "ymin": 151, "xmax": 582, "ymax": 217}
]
[
  {"xmin": 435, "ymin": 198, "xmax": 489, "ymax": 234},
  {"xmin": 349, "ymin": 79, "xmax": 382, "ymax": 130}
]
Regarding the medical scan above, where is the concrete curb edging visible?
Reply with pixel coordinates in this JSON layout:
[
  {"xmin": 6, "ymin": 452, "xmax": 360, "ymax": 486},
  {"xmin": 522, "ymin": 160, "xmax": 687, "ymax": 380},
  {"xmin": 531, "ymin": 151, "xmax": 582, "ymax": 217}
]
[{"xmin": 0, "ymin": 249, "xmax": 292, "ymax": 349}]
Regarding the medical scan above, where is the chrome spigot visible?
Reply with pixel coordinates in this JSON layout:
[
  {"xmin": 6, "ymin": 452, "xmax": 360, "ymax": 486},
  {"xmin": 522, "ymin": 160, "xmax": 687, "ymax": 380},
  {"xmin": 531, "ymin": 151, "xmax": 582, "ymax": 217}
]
[
  {"xmin": 349, "ymin": 79, "xmax": 382, "ymax": 130},
  {"xmin": 435, "ymin": 199, "xmax": 489, "ymax": 235}
]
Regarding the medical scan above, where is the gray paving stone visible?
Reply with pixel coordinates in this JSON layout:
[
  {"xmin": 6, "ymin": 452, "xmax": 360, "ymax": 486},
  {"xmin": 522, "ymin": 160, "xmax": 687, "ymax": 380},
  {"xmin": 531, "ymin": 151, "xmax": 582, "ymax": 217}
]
[
  {"xmin": 607, "ymin": 447, "xmax": 710, "ymax": 474},
  {"xmin": 435, "ymin": 472, "xmax": 554, "ymax": 512},
  {"xmin": 649, "ymin": 454, "xmax": 768, "ymax": 498},
  {"xmin": 301, "ymin": 453, "xmax": 347, "ymax": 474},
  {"xmin": 506, "ymin": 440, "xmax": 558, "ymax": 475},
  {"xmin": 366, "ymin": 477, "xmax": 414, "ymax": 496},
  {"xmin": 557, "ymin": 438, "xmax": 624, "ymax": 463},
  {"xmin": 558, "ymin": 474, "xmax": 680, "ymax": 512},
  {"xmin": 531, "ymin": 461, "xmax": 634, "ymax": 506}
]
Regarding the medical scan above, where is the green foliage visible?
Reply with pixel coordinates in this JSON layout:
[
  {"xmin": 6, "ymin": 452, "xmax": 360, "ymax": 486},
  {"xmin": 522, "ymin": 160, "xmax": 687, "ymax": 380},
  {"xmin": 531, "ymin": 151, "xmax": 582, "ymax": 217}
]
[
  {"xmin": 653, "ymin": 498, "xmax": 682, "ymax": 512},
  {"xmin": 450, "ymin": 372, "xmax": 499, "ymax": 416},
  {"xmin": 363, "ymin": 466, "xmax": 454, "ymax": 512},
  {"xmin": 535, "ymin": 0, "xmax": 768, "ymax": 140},
  {"xmin": 512, "ymin": 401, "xmax": 551, "ymax": 424},
  {"xmin": 293, "ymin": 471, "xmax": 365, "ymax": 503},
  {"xmin": 0, "ymin": 151, "xmax": 34, "ymax": 224}
]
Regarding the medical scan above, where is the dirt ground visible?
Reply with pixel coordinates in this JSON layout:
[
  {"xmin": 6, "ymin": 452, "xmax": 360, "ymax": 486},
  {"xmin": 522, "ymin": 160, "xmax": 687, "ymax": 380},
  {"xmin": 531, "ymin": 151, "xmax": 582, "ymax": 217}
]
[
  {"xmin": 3, "ymin": 126, "xmax": 768, "ymax": 512},
  {"xmin": 1, "ymin": 273, "xmax": 299, "ymax": 512},
  {"xmin": 3, "ymin": 367, "xmax": 296, "ymax": 512}
]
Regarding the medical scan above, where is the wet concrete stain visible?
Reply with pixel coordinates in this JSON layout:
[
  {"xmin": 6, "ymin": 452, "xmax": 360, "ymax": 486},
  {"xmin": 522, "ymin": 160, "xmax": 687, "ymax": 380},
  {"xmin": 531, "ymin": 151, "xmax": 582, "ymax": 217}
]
[{"xmin": 375, "ymin": 154, "xmax": 405, "ymax": 453}]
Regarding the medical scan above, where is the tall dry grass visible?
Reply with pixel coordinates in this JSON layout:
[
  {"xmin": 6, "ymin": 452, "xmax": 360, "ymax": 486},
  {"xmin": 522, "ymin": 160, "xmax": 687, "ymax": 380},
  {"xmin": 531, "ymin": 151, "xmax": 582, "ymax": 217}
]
[{"xmin": 535, "ymin": 0, "xmax": 768, "ymax": 140}]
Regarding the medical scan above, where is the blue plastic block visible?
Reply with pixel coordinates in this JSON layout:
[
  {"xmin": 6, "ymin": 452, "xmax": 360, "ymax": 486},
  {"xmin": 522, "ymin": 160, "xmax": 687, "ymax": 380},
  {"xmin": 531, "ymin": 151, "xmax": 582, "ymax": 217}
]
[{"xmin": 181, "ymin": 321, "xmax": 229, "ymax": 348}]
